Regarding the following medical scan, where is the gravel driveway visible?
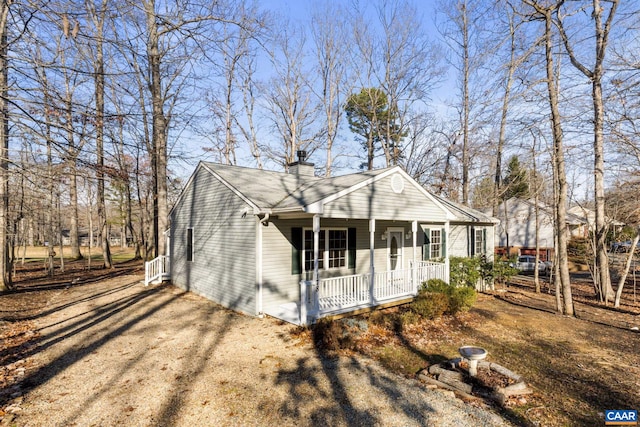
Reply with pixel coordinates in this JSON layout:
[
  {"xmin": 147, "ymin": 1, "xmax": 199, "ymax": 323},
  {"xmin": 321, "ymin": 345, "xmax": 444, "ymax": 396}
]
[{"xmin": 7, "ymin": 273, "xmax": 512, "ymax": 426}]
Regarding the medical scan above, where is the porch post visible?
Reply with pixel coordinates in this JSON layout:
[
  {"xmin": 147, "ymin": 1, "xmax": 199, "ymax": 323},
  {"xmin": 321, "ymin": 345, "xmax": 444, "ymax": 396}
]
[
  {"xmin": 412, "ymin": 220, "xmax": 417, "ymax": 293},
  {"xmin": 313, "ymin": 214, "xmax": 320, "ymax": 286},
  {"xmin": 369, "ymin": 218, "xmax": 375, "ymax": 304},
  {"xmin": 445, "ymin": 220, "xmax": 450, "ymax": 283},
  {"xmin": 307, "ymin": 215, "xmax": 320, "ymax": 321}
]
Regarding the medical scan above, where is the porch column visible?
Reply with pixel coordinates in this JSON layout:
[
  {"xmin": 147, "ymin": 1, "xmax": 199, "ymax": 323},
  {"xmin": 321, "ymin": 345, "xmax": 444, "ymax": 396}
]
[
  {"xmin": 445, "ymin": 220, "xmax": 450, "ymax": 283},
  {"xmin": 369, "ymin": 218, "xmax": 376, "ymax": 303},
  {"xmin": 412, "ymin": 220, "xmax": 417, "ymax": 293},
  {"xmin": 313, "ymin": 215, "xmax": 320, "ymax": 286}
]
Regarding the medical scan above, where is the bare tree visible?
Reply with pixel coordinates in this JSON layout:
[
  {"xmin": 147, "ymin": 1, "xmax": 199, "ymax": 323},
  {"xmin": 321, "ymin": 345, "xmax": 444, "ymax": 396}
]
[
  {"xmin": 555, "ymin": 0, "xmax": 619, "ymax": 302},
  {"xmin": 263, "ymin": 23, "xmax": 322, "ymax": 168},
  {"xmin": 208, "ymin": 4, "xmax": 265, "ymax": 166},
  {"xmin": 235, "ymin": 52, "xmax": 262, "ymax": 169},
  {"xmin": 86, "ymin": 0, "xmax": 113, "ymax": 268},
  {"xmin": 523, "ymin": 0, "xmax": 574, "ymax": 315},
  {"xmin": 0, "ymin": 0, "xmax": 11, "ymax": 289},
  {"xmin": 310, "ymin": 1, "xmax": 350, "ymax": 176},
  {"xmin": 437, "ymin": 0, "xmax": 489, "ymax": 204}
]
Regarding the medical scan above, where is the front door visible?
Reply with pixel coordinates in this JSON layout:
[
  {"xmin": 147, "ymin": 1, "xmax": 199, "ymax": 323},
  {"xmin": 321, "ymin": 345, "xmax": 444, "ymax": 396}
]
[{"xmin": 387, "ymin": 229, "xmax": 404, "ymax": 271}]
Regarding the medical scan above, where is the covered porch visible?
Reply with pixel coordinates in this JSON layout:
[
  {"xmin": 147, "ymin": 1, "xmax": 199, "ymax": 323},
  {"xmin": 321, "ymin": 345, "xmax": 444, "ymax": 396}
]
[
  {"xmin": 280, "ymin": 216, "xmax": 450, "ymax": 325},
  {"xmin": 299, "ymin": 260, "xmax": 448, "ymax": 323}
]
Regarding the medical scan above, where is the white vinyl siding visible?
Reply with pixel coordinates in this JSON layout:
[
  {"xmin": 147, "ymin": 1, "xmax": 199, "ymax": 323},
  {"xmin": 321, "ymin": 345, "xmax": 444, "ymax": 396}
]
[
  {"xmin": 322, "ymin": 174, "xmax": 449, "ymax": 222},
  {"xmin": 170, "ymin": 166, "xmax": 256, "ymax": 316}
]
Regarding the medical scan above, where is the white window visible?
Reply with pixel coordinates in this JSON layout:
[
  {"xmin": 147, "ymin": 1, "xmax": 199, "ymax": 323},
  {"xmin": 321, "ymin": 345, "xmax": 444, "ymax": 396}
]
[
  {"xmin": 475, "ymin": 229, "xmax": 484, "ymax": 255},
  {"xmin": 473, "ymin": 228, "xmax": 487, "ymax": 256},
  {"xmin": 303, "ymin": 228, "xmax": 347, "ymax": 271},
  {"xmin": 423, "ymin": 227, "xmax": 446, "ymax": 260},
  {"xmin": 430, "ymin": 229, "xmax": 441, "ymax": 259},
  {"xmin": 304, "ymin": 230, "xmax": 325, "ymax": 271}
]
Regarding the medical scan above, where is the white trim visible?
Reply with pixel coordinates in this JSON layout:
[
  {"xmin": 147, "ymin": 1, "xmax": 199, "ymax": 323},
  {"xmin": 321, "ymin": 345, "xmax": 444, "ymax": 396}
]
[
  {"xmin": 169, "ymin": 162, "xmax": 262, "ymax": 218},
  {"xmin": 445, "ymin": 221, "xmax": 450, "ymax": 283},
  {"xmin": 412, "ymin": 220, "xmax": 417, "ymax": 267},
  {"xmin": 304, "ymin": 166, "xmax": 457, "ymax": 220},
  {"xmin": 200, "ymin": 162, "xmax": 262, "ymax": 213},
  {"xmin": 386, "ymin": 227, "xmax": 405, "ymax": 271}
]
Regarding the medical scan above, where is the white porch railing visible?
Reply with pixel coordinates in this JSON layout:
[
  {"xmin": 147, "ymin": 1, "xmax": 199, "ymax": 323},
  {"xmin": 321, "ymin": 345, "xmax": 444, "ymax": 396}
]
[
  {"xmin": 145, "ymin": 255, "xmax": 170, "ymax": 286},
  {"xmin": 302, "ymin": 260, "xmax": 448, "ymax": 323},
  {"xmin": 413, "ymin": 260, "xmax": 448, "ymax": 286}
]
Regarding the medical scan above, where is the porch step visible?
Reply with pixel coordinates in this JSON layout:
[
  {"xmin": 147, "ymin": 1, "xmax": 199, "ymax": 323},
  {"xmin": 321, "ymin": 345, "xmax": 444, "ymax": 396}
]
[{"xmin": 269, "ymin": 302, "xmax": 300, "ymax": 325}]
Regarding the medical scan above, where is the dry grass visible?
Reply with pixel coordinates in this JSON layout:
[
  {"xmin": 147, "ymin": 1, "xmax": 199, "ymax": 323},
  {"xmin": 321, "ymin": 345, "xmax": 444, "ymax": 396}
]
[
  {"xmin": 14, "ymin": 245, "xmax": 137, "ymax": 262},
  {"xmin": 5, "ymin": 257, "xmax": 639, "ymax": 426},
  {"xmin": 325, "ymin": 283, "xmax": 640, "ymax": 427}
]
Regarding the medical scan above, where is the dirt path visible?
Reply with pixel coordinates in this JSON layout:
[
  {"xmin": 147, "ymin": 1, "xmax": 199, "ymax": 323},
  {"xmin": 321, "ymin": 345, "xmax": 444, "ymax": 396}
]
[{"xmin": 1, "ymin": 271, "xmax": 511, "ymax": 427}]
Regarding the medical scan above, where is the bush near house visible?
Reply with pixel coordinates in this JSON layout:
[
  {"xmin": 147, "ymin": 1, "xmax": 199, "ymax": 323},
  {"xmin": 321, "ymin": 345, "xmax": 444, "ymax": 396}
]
[
  {"xmin": 411, "ymin": 279, "xmax": 477, "ymax": 318},
  {"xmin": 311, "ymin": 257, "xmax": 486, "ymax": 353},
  {"xmin": 491, "ymin": 257, "xmax": 519, "ymax": 286}
]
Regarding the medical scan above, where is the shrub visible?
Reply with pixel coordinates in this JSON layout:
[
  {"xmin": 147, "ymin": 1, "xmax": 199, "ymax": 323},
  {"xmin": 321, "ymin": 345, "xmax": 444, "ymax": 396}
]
[
  {"xmin": 492, "ymin": 257, "xmax": 519, "ymax": 286},
  {"xmin": 568, "ymin": 237, "xmax": 589, "ymax": 258},
  {"xmin": 448, "ymin": 286, "xmax": 477, "ymax": 313},
  {"xmin": 420, "ymin": 278, "xmax": 449, "ymax": 293},
  {"xmin": 312, "ymin": 318, "xmax": 344, "ymax": 352},
  {"xmin": 449, "ymin": 256, "xmax": 482, "ymax": 288},
  {"xmin": 412, "ymin": 278, "xmax": 477, "ymax": 318},
  {"xmin": 410, "ymin": 291, "xmax": 450, "ymax": 319}
]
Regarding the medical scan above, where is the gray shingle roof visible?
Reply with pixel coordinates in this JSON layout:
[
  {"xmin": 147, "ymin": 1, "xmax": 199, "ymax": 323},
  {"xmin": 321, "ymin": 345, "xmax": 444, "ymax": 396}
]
[
  {"xmin": 431, "ymin": 194, "xmax": 500, "ymax": 224},
  {"xmin": 201, "ymin": 162, "xmax": 392, "ymax": 211}
]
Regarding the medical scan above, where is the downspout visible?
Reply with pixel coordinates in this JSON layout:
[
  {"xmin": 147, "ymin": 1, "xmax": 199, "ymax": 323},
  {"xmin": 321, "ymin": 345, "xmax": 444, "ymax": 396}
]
[
  {"xmin": 256, "ymin": 215, "xmax": 263, "ymax": 317},
  {"xmin": 260, "ymin": 213, "xmax": 270, "ymax": 225},
  {"xmin": 256, "ymin": 212, "xmax": 270, "ymax": 318}
]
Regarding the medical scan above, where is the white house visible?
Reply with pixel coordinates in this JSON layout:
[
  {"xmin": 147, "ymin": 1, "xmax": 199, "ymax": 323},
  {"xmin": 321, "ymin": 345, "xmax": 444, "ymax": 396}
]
[{"xmin": 147, "ymin": 154, "xmax": 498, "ymax": 325}]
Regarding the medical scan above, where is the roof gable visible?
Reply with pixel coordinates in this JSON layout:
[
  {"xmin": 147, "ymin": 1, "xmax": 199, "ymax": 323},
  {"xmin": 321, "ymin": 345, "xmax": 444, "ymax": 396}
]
[{"xmin": 174, "ymin": 162, "xmax": 462, "ymax": 222}]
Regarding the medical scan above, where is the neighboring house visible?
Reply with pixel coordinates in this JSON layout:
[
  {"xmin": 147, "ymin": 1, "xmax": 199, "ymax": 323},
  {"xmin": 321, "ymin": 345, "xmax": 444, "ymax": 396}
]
[
  {"xmin": 158, "ymin": 154, "xmax": 498, "ymax": 325},
  {"xmin": 489, "ymin": 198, "xmax": 587, "ymax": 261},
  {"xmin": 567, "ymin": 205, "xmax": 625, "ymax": 234},
  {"xmin": 61, "ymin": 229, "xmax": 120, "ymax": 247},
  {"xmin": 61, "ymin": 229, "xmax": 93, "ymax": 247}
]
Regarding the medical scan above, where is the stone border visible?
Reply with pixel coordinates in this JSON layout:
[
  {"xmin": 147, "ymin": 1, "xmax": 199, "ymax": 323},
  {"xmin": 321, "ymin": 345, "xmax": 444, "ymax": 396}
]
[{"xmin": 418, "ymin": 358, "xmax": 533, "ymax": 406}]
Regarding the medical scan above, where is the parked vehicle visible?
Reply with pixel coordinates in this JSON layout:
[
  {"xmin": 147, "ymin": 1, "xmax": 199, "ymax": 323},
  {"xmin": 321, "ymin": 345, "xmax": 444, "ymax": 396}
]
[
  {"xmin": 610, "ymin": 241, "xmax": 639, "ymax": 253},
  {"xmin": 515, "ymin": 256, "xmax": 547, "ymax": 273}
]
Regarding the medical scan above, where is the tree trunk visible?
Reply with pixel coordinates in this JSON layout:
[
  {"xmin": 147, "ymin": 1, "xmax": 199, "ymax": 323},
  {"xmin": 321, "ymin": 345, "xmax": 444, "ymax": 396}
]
[
  {"xmin": 614, "ymin": 231, "xmax": 639, "ymax": 307},
  {"xmin": 542, "ymin": 5, "xmax": 573, "ymax": 316},
  {"xmin": 68, "ymin": 161, "xmax": 82, "ymax": 260},
  {"xmin": 556, "ymin": 0, "xmax": 618, "ymax": 302},
  {"xmin": 89, "ymin": 0, "xmax": 112, "ymax": 268},
  {"xmin": 0, "ymin": 3, "xmax": 10, "ymax": 291},
  {"xmin": 145, "ymin": 0, "xmax": 168, "ymax": 257},
  {"xmin": 461, "ymin": 0, "xmax": 470, "ymax": 205}
]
